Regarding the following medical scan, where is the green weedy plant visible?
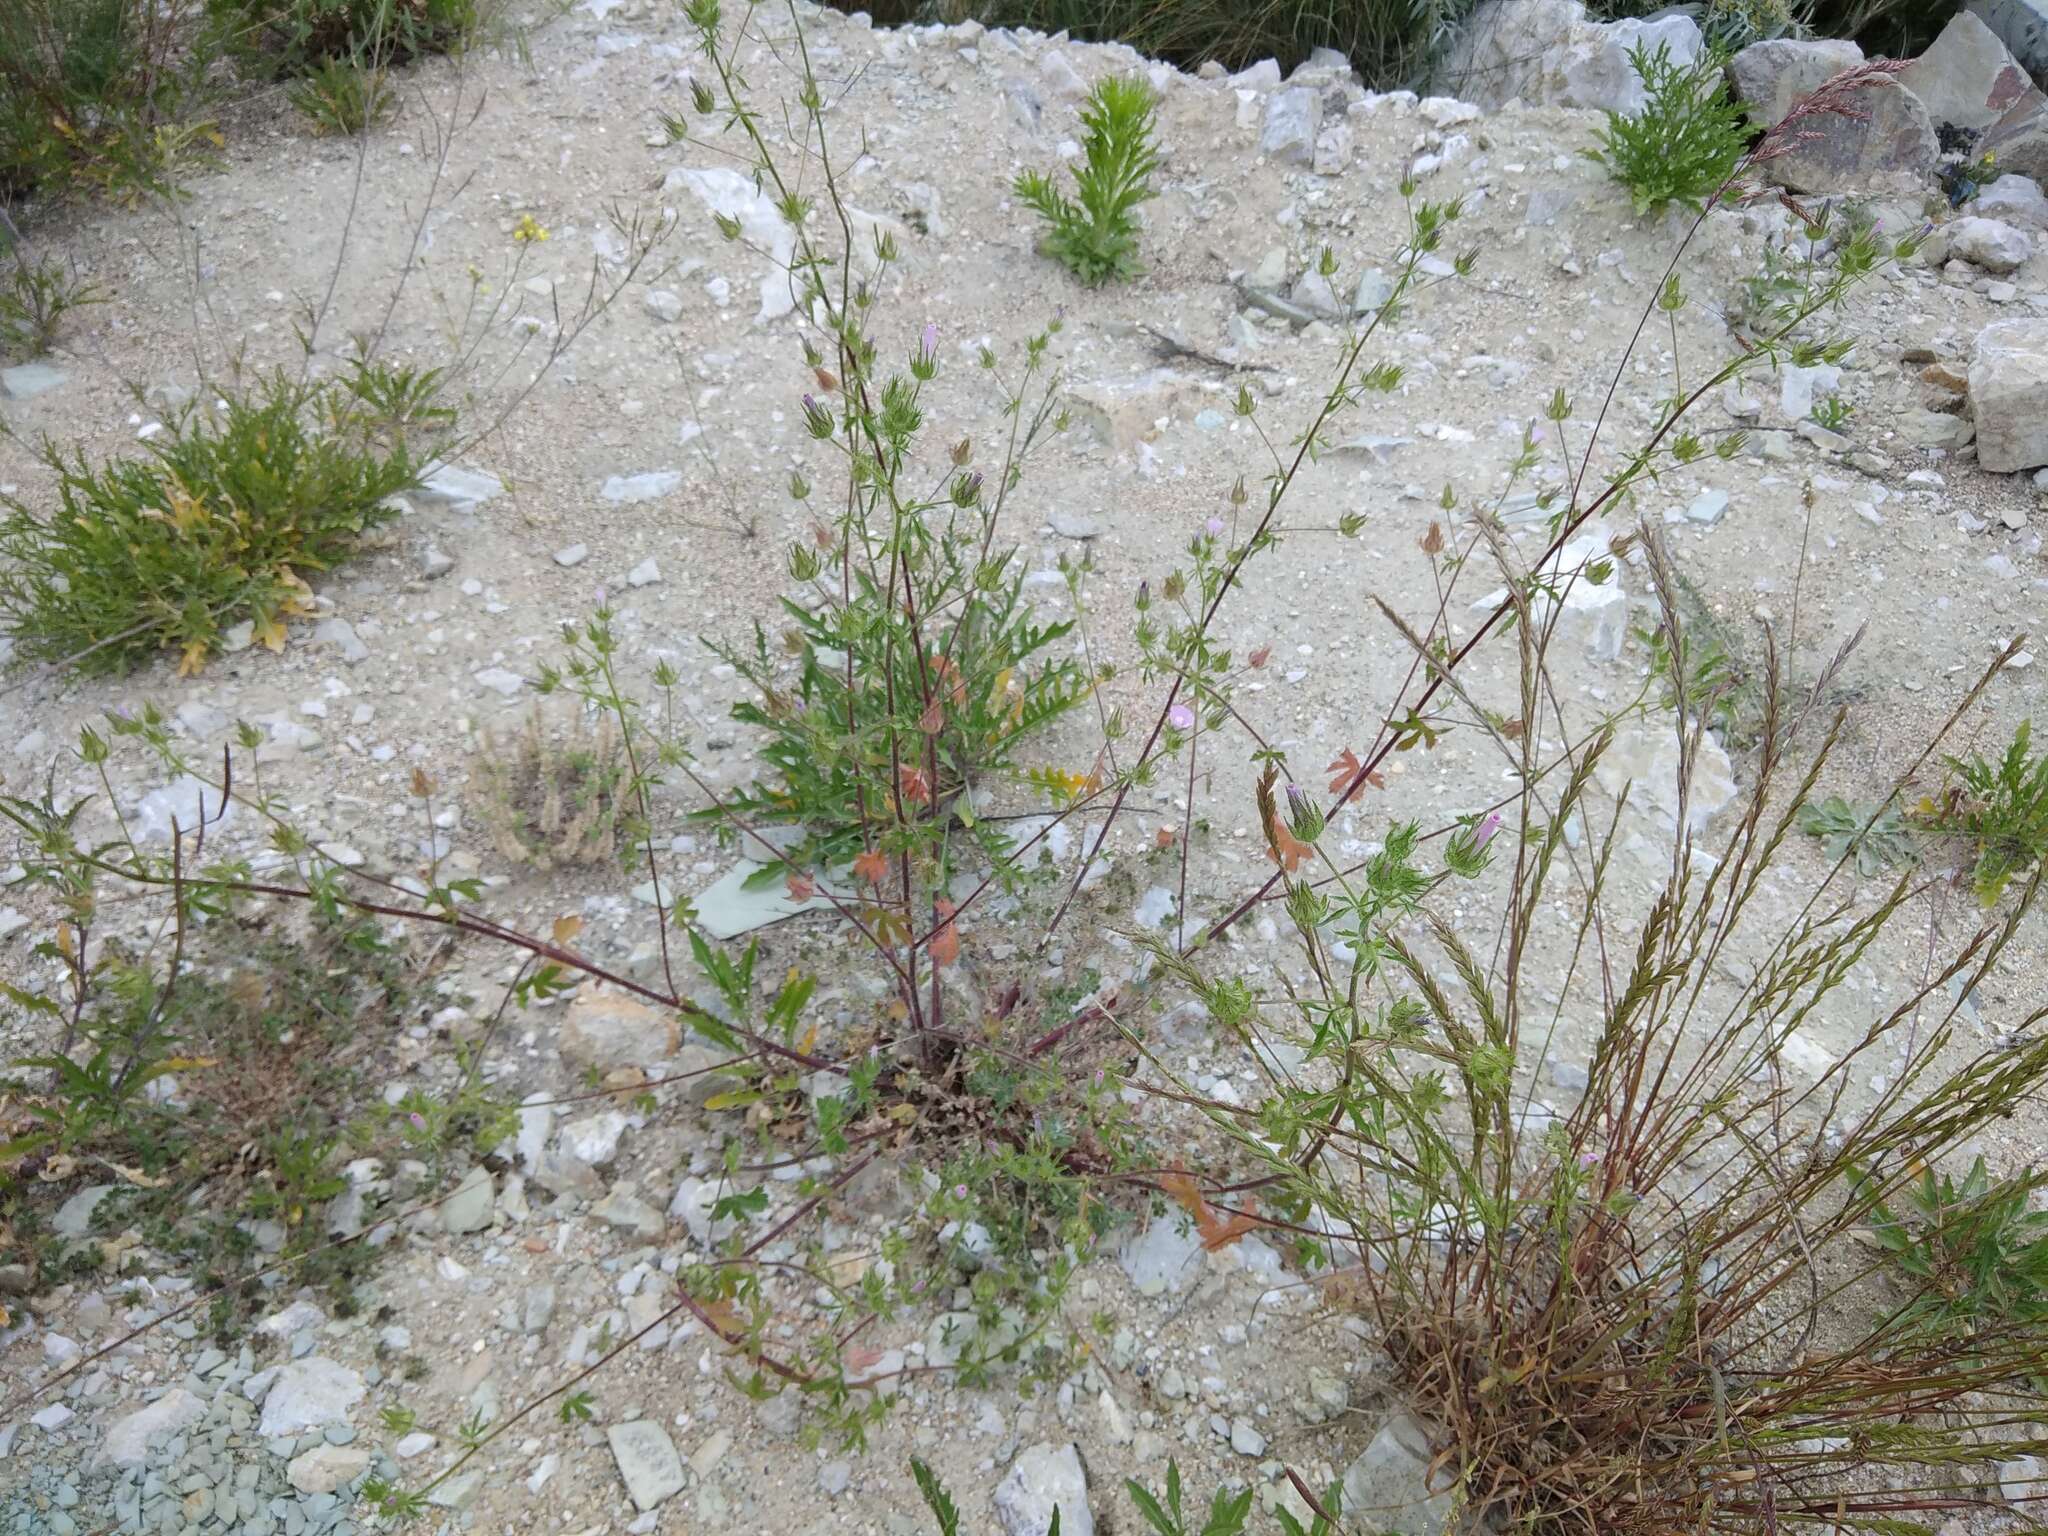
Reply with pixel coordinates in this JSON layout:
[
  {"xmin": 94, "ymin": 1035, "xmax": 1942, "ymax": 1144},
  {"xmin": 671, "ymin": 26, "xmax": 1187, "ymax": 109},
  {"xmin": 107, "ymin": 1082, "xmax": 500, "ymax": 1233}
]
[
  {"xmin": 0, "ymin": 372, "xmax": 419, "ymax": 676},
  {"xmin": 1854, "ymin": 1155, "xmax": 2048, "ymax": 1361},
  {"xmin": 1014, "ymin": 74, "xmax": 1160, "ymax": 287},
  {"xmin": 0, "ymin": 0, "xmax": 209, "ymax": 202},
  {"xmin": 1796, "ymin": 792, "xmax": 1915, "ymax": 876},
  {"xmin": 1923, "ymin": 718, "xmax": 2048, "ymax": 905},
  {"xmin": 0, "ymin": 251, "xmax": 106, "ymax": 356},
  {"xmin": 287, "ymin": 57, "xmax": 393, "ymax": 135},
  {"xmin": 1586, "ymin": 42, "xmax": 1751, "ymax": 214}
]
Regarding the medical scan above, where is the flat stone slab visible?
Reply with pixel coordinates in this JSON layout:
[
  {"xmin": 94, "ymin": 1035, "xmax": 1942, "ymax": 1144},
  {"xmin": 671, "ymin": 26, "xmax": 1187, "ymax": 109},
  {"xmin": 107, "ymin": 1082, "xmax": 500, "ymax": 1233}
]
[{"xmin": 607, "ymin": 1420, "xmax": 685, "ymax": 1511}]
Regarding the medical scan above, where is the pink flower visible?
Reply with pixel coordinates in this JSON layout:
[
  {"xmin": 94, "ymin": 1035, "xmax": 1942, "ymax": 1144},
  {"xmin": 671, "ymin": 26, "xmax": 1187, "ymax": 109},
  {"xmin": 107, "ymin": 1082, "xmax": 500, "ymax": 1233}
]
[
  {"xmin": 1168, "ymin": 703, "xmax": 1195, "ymax": 731},
  {"xmin": 921, "ymin": 322, "xmax": 938, "ymax": 359},
  {"xmin": 1206, "ymin": 516, "xmax": 1225, "ymax": 536},
  {"xmin": 1474, "ymin": 811, "xmax": 1502, "ymax": 849}
]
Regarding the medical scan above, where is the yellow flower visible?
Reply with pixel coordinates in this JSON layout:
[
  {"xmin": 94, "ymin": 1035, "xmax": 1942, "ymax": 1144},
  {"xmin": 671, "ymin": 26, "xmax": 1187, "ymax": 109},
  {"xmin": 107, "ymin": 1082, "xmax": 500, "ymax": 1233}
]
[{"xmin": 512, "ymin": 213, "xmax": 549, "ymax": 245}]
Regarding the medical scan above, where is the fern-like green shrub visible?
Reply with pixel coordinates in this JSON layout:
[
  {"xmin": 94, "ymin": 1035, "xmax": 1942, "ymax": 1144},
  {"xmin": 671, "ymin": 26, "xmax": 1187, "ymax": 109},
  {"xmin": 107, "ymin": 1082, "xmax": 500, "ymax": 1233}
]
[
  {"xmin": 1585, "ymin": 41, "xmax": 1751, "ymax": 214},
  {"xmin": 1014, "ymin": 74, "xmax": 1159, "ymax": 287}
]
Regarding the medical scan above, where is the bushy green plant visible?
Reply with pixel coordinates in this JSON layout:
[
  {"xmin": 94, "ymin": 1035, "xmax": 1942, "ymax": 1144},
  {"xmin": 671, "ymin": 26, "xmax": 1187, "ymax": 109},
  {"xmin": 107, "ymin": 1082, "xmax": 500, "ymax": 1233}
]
[
  {"xmin": 0, "ymin": 372, "xmax": 419, "ymax": 676},
  {"xmin": 1796, "ymin": 792, "xmax": 1914, "ymax": 876},
  {"xmin": 1855, "ymin": 1155, "xmax": 2048, "ymax": 1360},
  {"xmin": 1924, "ymin": 718, "xmax": 2048, "ymax": 905},
  {"xmin": 0, "ymin": 0, "xmax": 207, "ymax": 202},
  {"xmin": 0, "ymin": 251, "xmax": 105, "ymax": 355},
  {"xmin": 1015, "ymin": 74, "xmax": 1159, "ymax": 287},
  {"xmin": 1586, "ymin": 41, "xmax": 1751, "ymax": 214},
  {"xmin": 704, "ymin": 508, "xmax": 1091, "ymax": 882},
  {"xmin": 206, "ymin": 0, "xmax": 476, "ymax": 77},
  {"xmin": 287, "ymin": 57, "xmax": 392, "ymax": 134}
]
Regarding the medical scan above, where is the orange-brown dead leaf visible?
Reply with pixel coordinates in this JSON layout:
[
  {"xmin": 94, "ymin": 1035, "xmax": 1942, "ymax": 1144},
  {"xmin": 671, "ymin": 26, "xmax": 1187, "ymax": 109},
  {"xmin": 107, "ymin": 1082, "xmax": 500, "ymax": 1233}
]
[
  {"xmin": 1269, "ymin": 824, "xmax": 1312, "ymax": 873},
  {"xmin": 786, "ymin": 870, "xmax": 817, "ymax": 902},
  {"xmin": 1326, "ymin": 748, "xmax": 1385, "ymax": 796},
  {"xmin": 1160, "ymin": 1170, "xmax": 1259, "ymax": 1251},
  {"xmin": 853, "ymin": 848, "xmax": 889, "ymax": 885},
  {"xmin": 928, "ymin": 899, "xmax": 960, "ymax": 967},
  {"xmin": 698, "ymin": 1296, "xmax": 744, "ymax": 1340}
]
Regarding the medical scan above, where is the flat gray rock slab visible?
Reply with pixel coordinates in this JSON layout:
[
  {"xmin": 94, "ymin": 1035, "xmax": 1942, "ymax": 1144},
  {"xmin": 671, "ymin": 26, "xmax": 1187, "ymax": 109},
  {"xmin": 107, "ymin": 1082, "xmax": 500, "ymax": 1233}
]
[
  {"xmin": 258, "ymin": 1357, "xmax": 366, "ymax": 1438},
  {"xmin": 94, "ymin": 1387, "xmax": 207, "ymax": 1468},
  {"xmin": 607, "ymin": 1420, "xmax": 685, "ymax": 1511},
  {"xmin": 692, "ymin": 859, "xmax": 841, "ymax": 939},
  {"xmin": 1, "ymin": 362, "xmax": 69, "ymax": 400}
]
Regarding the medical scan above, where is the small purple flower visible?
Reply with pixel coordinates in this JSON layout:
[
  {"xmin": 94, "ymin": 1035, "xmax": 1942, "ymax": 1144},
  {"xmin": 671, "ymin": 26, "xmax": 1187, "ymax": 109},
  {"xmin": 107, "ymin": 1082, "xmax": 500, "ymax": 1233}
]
[
  {"xmin": 952, "ymin": 1183, "xmax": 968, "ymax": 1200},
  {"xmin": 1474, "ymin": 811, "xmax": 1503, "ymax": 850},
  {"xmin": 1577, "ymin": 1150, "xmax": 1600, "ymax": 1169},
  {"xmin": 408, "ymin": 1112, "xmax": 428, "ymax": 1131},
  {"xmin": 1168, "ymin": 703, "xmax": 1195, "ymax": 732},
  {"xmin": 1205, "ymin": 516, "xmax": 1226, "ymax": 537},
  {"xmin": 921, "ymin": 322, "xmax": 938, "ymax": 358},
  {"xmin": 1286, "ymin": 783, "xmax": 1309, "ymax": 815}
]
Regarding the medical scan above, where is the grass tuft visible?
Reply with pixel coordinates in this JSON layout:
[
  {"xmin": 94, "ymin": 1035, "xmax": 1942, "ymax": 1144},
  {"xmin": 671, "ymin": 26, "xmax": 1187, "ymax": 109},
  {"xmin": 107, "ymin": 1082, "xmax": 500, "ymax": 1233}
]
[{"xmin": 286, "ymin": 57, "xmax": 393, "ymax": 135}]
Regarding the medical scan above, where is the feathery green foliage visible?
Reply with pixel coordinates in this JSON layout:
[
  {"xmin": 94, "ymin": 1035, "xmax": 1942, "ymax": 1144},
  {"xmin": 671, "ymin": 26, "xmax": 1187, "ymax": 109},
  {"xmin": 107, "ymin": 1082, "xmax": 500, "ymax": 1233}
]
[
  {"xmin": 1586, "ymin": 41, "xmax": 1751, "ymax": 214},
  {"xmin": 0, "ymin": 372, "xmax": 419, "ymax": 676},
  {"xmin": 1014, "ymin": 74, "xmax": 1159, "ymax": 287},
  {"xmin": 0, "ymin": 251, "xmax": 105, "ymax": 356}
]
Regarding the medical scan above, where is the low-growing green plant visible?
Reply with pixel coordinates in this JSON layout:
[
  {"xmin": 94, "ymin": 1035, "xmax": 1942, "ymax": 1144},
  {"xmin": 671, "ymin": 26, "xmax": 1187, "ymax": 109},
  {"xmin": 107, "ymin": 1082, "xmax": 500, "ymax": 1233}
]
[
  {"xmin": 1586, "ymin": 41, "xmax": 1750, "ymax": 214},
  {"xmin": 287, "ymin": 57, "xmax": 393, "ymax": 135},
  {"xmin": 913, "ymin": 1457, "xmax": 1260, "ymax": 1536},
  {"xmin": 1922, "ymin": 719, "xmax": 2048, "ymax": 905},
  {"xmin": 0, "ymin": 251, "xmax": 106, "ymax": 355},
  {"xmin": 0, "ymin": 371, "xmax": 418, "ymax": 676},
  {"xmin": 1854, "ymin": 1155, "xmax": 2048, "ymax": 1364},
  {"xmin": 1014, "ymin": 74, "xmax": 1159, "ymax": 287},
  {"xmin": 1797, "ymin": 792, "xmax": 1915, "ymax": 876},
  {"xmin": 1810, "ymin": 392, "xmax": 1851, "ymax": 431}
]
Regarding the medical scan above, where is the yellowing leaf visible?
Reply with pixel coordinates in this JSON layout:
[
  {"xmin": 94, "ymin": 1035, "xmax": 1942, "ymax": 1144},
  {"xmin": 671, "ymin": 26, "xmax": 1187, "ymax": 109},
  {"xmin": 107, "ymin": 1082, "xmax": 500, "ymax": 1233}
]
[
  {"xmin": 552, "ymin": 914, "xmax": 583, "ymax": 946},
  {"xmin": 177, "ymin": 639, "xmax": 210, "ymax": 677},
  {"xmin": 703, "ymin": 1089, "xmax": 758, "ymax": 1112},
  {"xmin": 166, "ymin": 487, "xmax": 209, "ymax": 533},
  {"xmin": 252, "ymin": 615, "xmax": 288, "ymax": 654}
]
